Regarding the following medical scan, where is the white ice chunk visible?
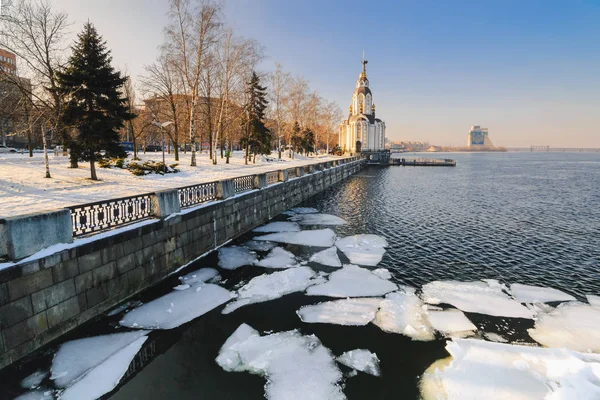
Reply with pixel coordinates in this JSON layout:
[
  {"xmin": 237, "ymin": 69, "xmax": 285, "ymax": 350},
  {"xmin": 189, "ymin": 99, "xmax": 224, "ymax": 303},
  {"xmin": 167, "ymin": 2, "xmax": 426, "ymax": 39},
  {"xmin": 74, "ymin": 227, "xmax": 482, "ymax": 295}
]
[
  {"xmin": 218, "ymin": 246, "xmax": 257, "ymax": 270},
  {"xmin": 306, "ymin": 264, "xmax": 397, "ymax": 298},
  {"xmin": 427, "ymin": 309, "xmax": 477, "ymax": 337},
  {"xmin": 420, "ymin": 338, "xmax": 600, "ymax": 400},
  {"xmin": 245, "ymin": 240, "xmax": 277, "ymax": 252},
  {"xmin": 336, "ymin": 349, "xmax": 380, "ymax": 376},
  {"xmin": 120, "ymin": 284, "xmax": 232, "ymax": 329},
  {"xmin": 255, "ymin": 247, "xmax": 298, "ymax": 269},
  {"xmin": 297, "ymin": 213, "xmax": 347, "ymax": 226},
  {"xmin": 254, "ymin": 229, "xmax": 336, "ymax": 247},
  {"xmin": 309, "ymin": 247, "xmax": 342, "ymax": 267},
  {"xmin": 179, "ymin": 267, "xmax": 220, "ymax": 285},
  {"xmin": 483, "ymin": 332, "xmax": 509, "ymax": 343},
  {"xmin": 510, "ymin": 283, "xmax": 576, "ymax": 303},
  {"xmin": 20, "ymin": 370, "xmax": 48, "ymax": 389},
  {"xmin": 216, "ymin": 324, "xmax": 345, "ymax": 400},
  {"xmin": 373, "ymin": 291, "xmax": 435, "ymax": 341},
  {"xmin": 528, "ymin": 302, "xmax": 600, "ymax": 352},
  {"xmin": 14, "ymin": 390, "xmax": 54, "ymax": 400},
  {"xmin": 297, "ymin": 298, "xmax": 382, "ymax": 326},
  {"xmin": 421, "ymin": 280, "xmax": 535, "ymax": 319},
  {"xmin": 253, "ymin": 221, "xmax": 301, "ymax": 233},
  {"xmin": 51, "ymin": 330, "xmax": 149, "ymax": 388},
  {"xmin": 372, "ymin": 268, "xmax": 392, "ymax": 280},
  {"xmin": 60, "ymin": 336, "xmax": 147, "ymax": 400},
  {"xmin": 587, "ymin": 294, "xmax": 600, "ymax": 308},
  {"xmin": 222, "ymin": 267, "xmax": 317, "ymax": 314},
  {"xmin": 335, "ymin": 234, "xmax": 388, "ymax": 266}
]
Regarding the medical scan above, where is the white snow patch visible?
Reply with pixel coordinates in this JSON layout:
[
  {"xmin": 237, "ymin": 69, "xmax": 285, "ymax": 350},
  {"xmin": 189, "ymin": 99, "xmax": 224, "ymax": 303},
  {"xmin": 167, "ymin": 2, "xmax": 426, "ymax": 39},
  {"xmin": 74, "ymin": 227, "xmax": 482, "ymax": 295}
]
[
  {"xmin": 120, "ymin": 284, "xmax": 233, "ymax": 329},
  {"xmin": 255, "ymin": 247, "xmax": 298, "ymax": 269},
  {"xmin": 218, "ymin": 246, "xmax": 257, "ymax": 270},
  {"xmin": 336, "ymin": 349, "xmax": 380, "ymax": 376},
  {"xmin": 509, "ymin": 283, "xmax": 576, "ymax": 303},
  {"xmin": 254, "ymin": 229, "xmax": 336, "ymax": 247},
  {"xmin": 334, "ymin": 234, "xmax": 388, "ymax": 266},
  {"xmin": 253, "ymin": 221, "xmax": 301, "ymax": 233},
  {"xmin": 297, "ymin": 213, "xmax": 347, "ymax": 226},
  {"xmin": 222, "ymin": 267, "xmax": 317, "ymax": 314},
  {"xmin": 20, "ymin": 370, "xmax": 48, "ymax": 389},
  {"xmin": 179, "ymin": 267, "xmax": 220, "ymax": 285},
  {"xmin": 245, "ymin": 240, "xmax": 277, "ymax": 252},
  {"xmin": 528, "ymin": 302, "xmax": 600, "ymax": 353},
  {"xmin": 306, "ymin": 264, "xmax": 397, "ymax": 298},
  {"xmin": 427, "ymin": 309, "xmax": 477, "ymax": 337},
  {"xmin": 309, "ymin": 247, "xmax": 342, "ymax": 267},
  {"xmin": 421, "ymin": 280, "xmax": 535, "ymax": 319},
  {"xmin": 297, "ymin": 298, "xmax": 382, "ymax": 326},
  {"xmin": 587, "ymin": 294, "xmax": 600, "ymax": 308},
  {"xmin": 373, "ymin": 291, "xmax": 435, "ymax": 341}
]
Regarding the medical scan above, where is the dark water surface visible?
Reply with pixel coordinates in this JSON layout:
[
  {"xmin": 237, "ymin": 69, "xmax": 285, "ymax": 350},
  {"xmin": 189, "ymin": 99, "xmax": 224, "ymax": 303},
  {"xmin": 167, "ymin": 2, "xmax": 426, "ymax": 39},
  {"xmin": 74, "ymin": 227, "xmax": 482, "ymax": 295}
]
[{"xmin": 2, "ymin": 152, "xmax": 599, "ymax": 399}]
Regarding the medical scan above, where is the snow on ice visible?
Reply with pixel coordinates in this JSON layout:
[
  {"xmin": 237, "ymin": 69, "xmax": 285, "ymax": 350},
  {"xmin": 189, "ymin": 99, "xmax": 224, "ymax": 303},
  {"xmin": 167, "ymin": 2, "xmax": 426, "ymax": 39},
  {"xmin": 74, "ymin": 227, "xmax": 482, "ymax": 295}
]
[
  {"xmin": 309, "ymin": 247, "xmax": 342, "ymax": 267},
  {"xmin": 297, "ymin": 214, "xmax": 348, "ymax": 226},
  {"xmin": 255, "ymin": 247, "xmax": 298, "ymax": 269},
  {"xmin": 306, "ymin": 264, "xmax": 397, "ymax": 298},
  {"xmin": 254, "ymin": 229, "xmax": 336, "ymax": 247},
  {"xmin": 372, "ymin": 291, "xmax": 435, "ymax": 341},
  {"xmin": 297, "ymin": 298, "xmax": 382, "ymax": 326},
  {"xmin": 178, "ymin": 267, "xmax": 220, "ymax": 285},
  {"xmin": 218, "ymin": 246, "xmax": 257, "ymax": 270},
  {"xmin": 336, "ymin": 349, "xmax": 381, "ymax": 377},
  {"xmin": 509, "ymin": 283, "xmax": 576, "ymax": 303},
  {"xmin": 253, "ymin": 221, "xmax": 301, "ymax": 233},
  {"xmin": 334, "ymin": 234, "xmax": 388, "ymax": 266}
]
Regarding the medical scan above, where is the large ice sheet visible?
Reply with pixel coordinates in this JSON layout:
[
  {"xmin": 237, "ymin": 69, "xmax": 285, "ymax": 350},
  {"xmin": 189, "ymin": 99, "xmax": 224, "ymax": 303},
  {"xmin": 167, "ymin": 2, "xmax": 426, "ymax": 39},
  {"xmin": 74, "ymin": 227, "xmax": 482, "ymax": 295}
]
[
  {"xmin": 254, "ymin": 229, "xmax": 336, "ymax": 247},
  {"xmin": 179, "ymin": 267, "xmax": 220, "ymax": 285},
  {"xmin": 253, "ymin": 221, "xmax": 301, "ymax": 233},
  {"xmin": 373, "ymin": 292, "xmax": 435, "ymax": 341},
  {"xmin": 297, "ymin": 298, "xmax": 382, "ymax": 326},
  {"xmin": 335, "ymin": 234, "xmax": 388, "ymax": 266},
  {"xmin": 509, "ymin": 283, "xmax": 576, "ymax": 303},
  {"xmin": 587, "ymin": 294, "xmax": 600, "ymax": 308},
  {"xmin": 216, "ymin": 324, "xmax": 345, "ymax": 400},
  {"xmin": 120, "ymin": 284, "xmax": 233, "ymax": 329},
  {"xmin": 255, "ymin": 247, "xmax": 298, "ymax": 269},
  {"xmin": 420, "ymin": 338, "xmax": 600, "ymax": 400},
  {"xmin": 336, "ymin": 349, "xmax": 380, "ymax": 376},
  {"xmin": 528, "ymin": 302, "xmax": 600, "ymax": 352},
  {"xmin": 421, "ymin": 280, "xmax": 535, "ymax": 319},
  {"xmin": 427, "ymin": 309, "xmax": 477, "ymax": 337},
  {"xmin": 297, "ymin": 213, "xmax": 348, "ymax": 226},
  {"xmin": 309, "ymin": 247, "xmax": 342, "ymax": 267},
  {"xmin": 222, "ymin": 267, "xmax": 317, "ymax": 314},
  {"xmin": 218, "ymin": 246, "xmax": 257, "ymax": 270},
  {"xmin": 51, "ymin": 330, "xmax": 149, "ymax": 388},
  {"xmin": 60, "ymin": 336, "xmax": 147, "ymax": 400},
  {"xmin": 306, "ymin": 264, "xmax": 397, "ymax": 298}
]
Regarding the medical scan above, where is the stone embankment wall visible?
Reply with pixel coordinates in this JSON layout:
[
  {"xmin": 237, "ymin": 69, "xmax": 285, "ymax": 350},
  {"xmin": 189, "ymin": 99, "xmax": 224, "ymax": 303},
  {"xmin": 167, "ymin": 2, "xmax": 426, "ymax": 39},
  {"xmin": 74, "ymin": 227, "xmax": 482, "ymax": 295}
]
[{"xmin": 0, "ymin": 159, "xmax": 364, "ymax": 370}]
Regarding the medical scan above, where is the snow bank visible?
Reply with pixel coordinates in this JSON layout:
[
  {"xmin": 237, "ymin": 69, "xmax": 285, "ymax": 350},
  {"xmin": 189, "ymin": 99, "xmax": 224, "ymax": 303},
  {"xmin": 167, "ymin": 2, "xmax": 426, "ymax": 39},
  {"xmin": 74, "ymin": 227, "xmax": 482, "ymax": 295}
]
[
  {"xmin": 253, "ymin": 221, "xmax": 301, "ymax": 233},
  {"xmin": 420, "ymin": 280, "xmax": 535, "ymax": 319},
  {"xmin": 309, "ymin": 247, "xmax": 342, "ymax": 267},
  {"xmin": 178, "ymin": 267, "xmax": 220, "ymax": 285},
  {"xmin": 254, "ymin": 229, "xmax": 336, "ymax": 247},
  {"xmin": 334, "ymin": 234, "xmax": 388, "ymax": 266},
  {"xmin": 255, "ymin": 247, "xmax": 298, "ymax": 269},
  {"xmin": 509, "ymin": 283, "xmax": 576, "ymax": 303},
  {"xmin": 297, "ymin": 214, "xmax": 348, "ymax": 226},
  {"xmin": 336, "ymin": 350, "xmax": 380, "ymax": 376},
  {"xmin": 427, "ymin": 309, "xmax": 477, "ymax": 337},
  {"xmin": 222, "ymin": 267, "xmax": 317, "ymax": 314},
  {"xmin": 528, "ymin": 302, "xmax": 600, "ymax": 353},
  {"xmin": 216, "ymin": 324, "xmax": 345, "ymax": 400},
  {"xmin": 218, "ymin": 246, "xmax": 257, "ymax": 270},
  {"xmin": 306, "ymin": 264, "xmax": 397, "ymax": 298},
  {"xmin": 297, "ymin": 298, "xmax": 382, "ymax": 326},
  {"xmin": 120, "ymin": 284, "xmax": 233, "ymax": 329},
  {"xmin": 373, "ymin": 292, "xmax": 435, "ymax": 341}
]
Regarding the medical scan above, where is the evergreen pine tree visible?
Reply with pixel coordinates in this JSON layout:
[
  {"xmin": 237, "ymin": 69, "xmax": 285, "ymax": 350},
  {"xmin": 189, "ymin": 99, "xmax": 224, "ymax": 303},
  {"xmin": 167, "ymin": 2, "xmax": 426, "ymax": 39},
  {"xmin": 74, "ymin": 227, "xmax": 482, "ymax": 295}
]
[
  {"xmin": 301, "ymin": 128, "xmax": 315, "ymax": 156},
  {"xmin": 57, "ymin": 22, "xmax": 133, "ymax": 180},
  {"xmin": 290, "ymin": 121, "xmax": 302, "ymax": 158},
  {"xmin": 242, "ymin": 71, "xmax": 271, "ymax": 163}
]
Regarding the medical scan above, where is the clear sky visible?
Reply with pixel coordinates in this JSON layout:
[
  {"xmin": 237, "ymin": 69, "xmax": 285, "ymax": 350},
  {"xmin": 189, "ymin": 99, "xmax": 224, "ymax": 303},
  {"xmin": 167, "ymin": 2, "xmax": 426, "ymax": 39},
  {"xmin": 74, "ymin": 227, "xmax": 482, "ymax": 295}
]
[{"xmin": 52, "ymin": 0, "xmax": 600, "ymax": 147}]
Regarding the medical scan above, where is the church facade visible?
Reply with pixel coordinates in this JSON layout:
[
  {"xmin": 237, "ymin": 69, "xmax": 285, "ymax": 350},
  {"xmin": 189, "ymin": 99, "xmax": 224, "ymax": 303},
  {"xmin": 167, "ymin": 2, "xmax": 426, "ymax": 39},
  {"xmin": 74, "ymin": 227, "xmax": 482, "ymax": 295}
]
[{"xmin": 338, "ymin": 59, "xmax": 386, "ymax": 153}]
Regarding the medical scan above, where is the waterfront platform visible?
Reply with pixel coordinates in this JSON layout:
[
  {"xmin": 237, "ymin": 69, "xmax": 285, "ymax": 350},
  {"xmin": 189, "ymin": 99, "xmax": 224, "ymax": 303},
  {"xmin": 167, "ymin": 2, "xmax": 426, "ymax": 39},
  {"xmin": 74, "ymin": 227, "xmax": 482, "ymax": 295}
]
[{"xmin": 390, "ymin": 157, "xmax": 456, "ymax": 167}]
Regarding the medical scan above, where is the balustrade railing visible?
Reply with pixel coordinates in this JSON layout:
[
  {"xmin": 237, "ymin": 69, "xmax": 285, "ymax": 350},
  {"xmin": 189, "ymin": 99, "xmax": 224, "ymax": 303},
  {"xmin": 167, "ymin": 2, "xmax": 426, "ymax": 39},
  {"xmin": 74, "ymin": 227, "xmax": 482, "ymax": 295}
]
[
  {"xmin": 287, "ymin": 168, "xmax": 298, "ymax": 179},
  {"xmin": 178, "ymin": 182, "xmax": 217, "ymax": 208},
  {"xmin": 233, "ymin": 175, "xmax": 255, "ymax": 193},
  {"xmin": 266, "ymin": 171, "xmax": 279, "ymax": 185}
]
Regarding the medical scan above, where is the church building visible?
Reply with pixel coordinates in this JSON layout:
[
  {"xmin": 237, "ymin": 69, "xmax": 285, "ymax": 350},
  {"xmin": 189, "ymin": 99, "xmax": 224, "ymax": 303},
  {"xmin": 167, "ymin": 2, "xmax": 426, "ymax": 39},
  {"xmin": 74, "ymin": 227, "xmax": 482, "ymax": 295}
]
[{"xmin": 338, "ymin": 58, "xmax": 386, "ymax": 153}]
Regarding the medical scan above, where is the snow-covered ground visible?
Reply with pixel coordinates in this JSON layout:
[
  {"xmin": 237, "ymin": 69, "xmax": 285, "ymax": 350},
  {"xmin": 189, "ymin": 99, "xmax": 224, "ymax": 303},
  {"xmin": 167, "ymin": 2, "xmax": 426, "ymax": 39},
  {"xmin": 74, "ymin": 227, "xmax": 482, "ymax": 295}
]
[{"xmin": 0, "ymin": 151, "xmax": 340, "ymax": 217}]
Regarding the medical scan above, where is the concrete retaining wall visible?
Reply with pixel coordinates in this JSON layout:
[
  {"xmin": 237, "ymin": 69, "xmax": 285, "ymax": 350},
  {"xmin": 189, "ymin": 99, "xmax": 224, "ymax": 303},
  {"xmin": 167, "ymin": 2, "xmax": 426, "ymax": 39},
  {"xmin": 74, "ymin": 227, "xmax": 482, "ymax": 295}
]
[{"xmin": 0, "ymin": 159, "xmax": 365, "ymax": 370}]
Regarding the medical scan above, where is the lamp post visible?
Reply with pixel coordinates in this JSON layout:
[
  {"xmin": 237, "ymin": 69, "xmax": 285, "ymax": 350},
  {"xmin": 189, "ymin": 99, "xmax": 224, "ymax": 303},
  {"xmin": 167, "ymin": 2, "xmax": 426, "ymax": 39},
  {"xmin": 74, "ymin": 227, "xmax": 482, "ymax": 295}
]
[{"xmin": 152, "ymin": 120, "xmax": 173, "ymax": 174}]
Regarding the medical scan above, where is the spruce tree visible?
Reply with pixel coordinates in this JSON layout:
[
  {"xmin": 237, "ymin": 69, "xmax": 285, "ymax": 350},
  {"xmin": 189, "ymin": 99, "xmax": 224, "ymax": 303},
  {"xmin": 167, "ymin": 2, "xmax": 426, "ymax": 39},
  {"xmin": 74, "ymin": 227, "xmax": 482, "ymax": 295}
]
[
  {"xmin": 58, "ymin": 22, "xmax": 133, "ymax": 180},
  {"xmin": 301, "ymin": 128, "xmax": 315, "ymax": 155},
  {"xmin": 242, "ymin": 71, "xmax": 271, "ymax": 163},
  {"xmin": 290, "ymin": 121, "xmax": 302, "ymax": 158}
]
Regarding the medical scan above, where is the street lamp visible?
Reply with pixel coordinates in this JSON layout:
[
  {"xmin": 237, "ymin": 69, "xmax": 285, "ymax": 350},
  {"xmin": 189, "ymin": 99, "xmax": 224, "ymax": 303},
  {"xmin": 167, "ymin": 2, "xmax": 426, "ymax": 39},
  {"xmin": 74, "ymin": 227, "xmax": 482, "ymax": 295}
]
[{"xmin": 152, "ymin": 120, "xmax": 173, "ymax": 174}]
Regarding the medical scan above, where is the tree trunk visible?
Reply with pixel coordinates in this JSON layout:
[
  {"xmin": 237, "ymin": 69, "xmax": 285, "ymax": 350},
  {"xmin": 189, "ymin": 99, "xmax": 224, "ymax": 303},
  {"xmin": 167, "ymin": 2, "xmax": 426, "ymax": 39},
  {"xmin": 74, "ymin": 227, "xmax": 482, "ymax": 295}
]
[
  {"xmin": 253, "ymin": 153, "xmax": 256, "ymax": 164},
  {"xmin": 245, "ymin": 141, "xmax": 249, "ymax": 165},
  {"xmin": 27, "ymin": 128, "xmax": 33, "ymax": 158},
  {"xmin": 190, "ymin": 96, "xmax": 198, "ymax": 167},
  {"xmin": 133, "ymin": 135, "xmax": 138, "ymax": 160},
  {"xmin": 90, "ymin": 158, "xmax": 97, "ymax": 181},
  {"xmin": 42, "ymin": 125, "xmax": 51, "ymax": 179},
  {"xmin": 69, "ymin": 145, "xmax": 78, "ymax": 168},
  {"xmin": 174, "ymin": 140, "xmax": 179, "ymax": 161}
]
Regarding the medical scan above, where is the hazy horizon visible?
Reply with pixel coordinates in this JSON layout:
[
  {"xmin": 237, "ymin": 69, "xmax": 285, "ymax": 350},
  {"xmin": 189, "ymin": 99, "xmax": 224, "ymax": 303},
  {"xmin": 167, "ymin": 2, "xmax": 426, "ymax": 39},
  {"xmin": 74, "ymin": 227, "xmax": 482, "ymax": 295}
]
[{"xmin": 48, "ymin": 0, "xmax": 600, "ymax": 148}]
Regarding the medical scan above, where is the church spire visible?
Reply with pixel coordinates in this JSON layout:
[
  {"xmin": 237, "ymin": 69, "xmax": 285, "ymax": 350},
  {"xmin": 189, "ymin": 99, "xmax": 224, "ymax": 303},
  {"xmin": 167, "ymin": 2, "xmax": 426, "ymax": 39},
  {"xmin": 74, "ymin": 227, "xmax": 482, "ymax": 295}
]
[{"xmin": 359, "ymin": 52, "xmax": 368, "ymax": 80}]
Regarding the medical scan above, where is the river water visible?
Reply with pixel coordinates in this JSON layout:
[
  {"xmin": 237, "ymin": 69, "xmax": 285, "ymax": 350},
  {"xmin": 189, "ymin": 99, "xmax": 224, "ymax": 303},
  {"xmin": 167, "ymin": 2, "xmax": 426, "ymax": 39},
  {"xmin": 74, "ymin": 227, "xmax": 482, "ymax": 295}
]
[{"xmin": 2, "ymin": 152, "xmax": 599, "ymax": 399}]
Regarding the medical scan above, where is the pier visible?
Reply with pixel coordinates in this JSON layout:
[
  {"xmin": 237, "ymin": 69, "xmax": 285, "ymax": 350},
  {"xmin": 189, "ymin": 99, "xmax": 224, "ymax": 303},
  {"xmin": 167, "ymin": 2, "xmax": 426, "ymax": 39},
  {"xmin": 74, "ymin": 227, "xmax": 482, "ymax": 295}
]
[{"xmin": 390, "ymin": 157, "xmax": 456, "ymax": 167}]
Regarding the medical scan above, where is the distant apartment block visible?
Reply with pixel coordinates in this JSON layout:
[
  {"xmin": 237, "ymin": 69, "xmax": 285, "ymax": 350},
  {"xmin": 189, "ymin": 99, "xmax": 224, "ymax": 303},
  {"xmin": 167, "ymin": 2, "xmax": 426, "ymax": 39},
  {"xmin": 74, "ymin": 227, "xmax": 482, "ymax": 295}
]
[
  {"xmin": 0, "ymin": 48, "xmax": 17, "ymax": 75},
  {"xmin": 467, "ymin": 125, "xmax": 493, "ymax": 148}
]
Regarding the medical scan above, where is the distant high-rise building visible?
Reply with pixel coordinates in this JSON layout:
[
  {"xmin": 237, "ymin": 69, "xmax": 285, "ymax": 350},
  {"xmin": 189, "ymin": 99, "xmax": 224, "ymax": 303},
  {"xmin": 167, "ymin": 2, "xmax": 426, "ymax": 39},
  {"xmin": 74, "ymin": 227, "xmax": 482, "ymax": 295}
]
[
  {"xmin": 467, "ymin": 125, "xmax": 493, "ymax": 148},
  {"xmin": 0, "ymin": 49, "xmax": 17, "ymax": 75}
]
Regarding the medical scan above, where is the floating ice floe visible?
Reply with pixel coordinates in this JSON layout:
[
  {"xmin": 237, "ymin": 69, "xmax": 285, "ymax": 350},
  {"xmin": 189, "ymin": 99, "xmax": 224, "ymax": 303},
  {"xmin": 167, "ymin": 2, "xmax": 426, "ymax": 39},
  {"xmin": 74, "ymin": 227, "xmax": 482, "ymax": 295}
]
[
  {"xmin": 255, "ymin": 247, "xmax": 298, "ymax": 269},
  {"xmin": 51, "ymin": 330, "xmax": 149, "ymax": 388},
  {"xmin": 335, "ymin": 234, "xmax": 388, "ymax": 266},
  {"xmin": 420, "ymin": 338, "xmax": 600, "ymax": 400},
  {"xmin": 218, "ymin": 246, "xmax": 257, "ymax": 270},
  {"xmin": 420, "ymin": 280, "xmax": 535, "ymax": 319},
  {"xmin": 222, "ymin": 267, "xmax": 317, "ymax": 314},
  {"xmin": 20, "ymin": 370, "xmax": 48, "ymax": 389},
  {"xmin": 306, "ymin": 264, "xmax": 397, "ymax": 298},
  {"xmin": 587, "ymin": 294, "xmax": 600, "ymax": 308},
  {"xmin": 372, "ymin": 268, "xmax": 393, "ymax": 280},
  {"xmin": 60, "ymin": 336, "xmax": 147, "ymax": 400},
  {"xmin": 216, "ymin": 324, "xmax": 345, "ymax": 400},
  {"xmin": 245, "ymin": 240, "xmax": 277, "ymax": 252},
  {"xmin": 528, "ymin": 302, "xmax": 600, "ymax": 353},
  {"xmin": 336, "ymin": 349, "xmax": 380, "ymax": 376},
  {"xmin": 120, "ymin": 284, "xmax": 233, "ymax": 329},
  {"xmin": 297, "ymin": 213, "xmax": 348, "ymax": 226},
  {"xmin": 509, "ymin": 283, "xmax": 576, "ymax": 303},
  {"xmin": 254, "ymin": 229, "xmax": 336, "ymax": 247},
  {"xmin": 179, "ymin": 267, "xmax": 220, "ymax": 285},
  {"xmin": 14, "ymin": 390, "xmax": 54, "ymax": 400},
  {"xmin": 482, "ymin": 332, "xmax": 508, "ymax": 343},
  {"xmin": 427, "ymin": 309, "xmax": 477, "ymax": 338},
  {"xmin": 309, "ymin": 247, "xmax": 342, "ymax": 267},
  {"xmin": 373, "ymin": 291, "xmax": 435, "ymax": 341},
  {"xmin": 297, "ymin": 298, "xmax": 382, "ymax": 326},
  {"xmin": 253, "ymin": 221, "xmax": 301, "ymax": 233}
]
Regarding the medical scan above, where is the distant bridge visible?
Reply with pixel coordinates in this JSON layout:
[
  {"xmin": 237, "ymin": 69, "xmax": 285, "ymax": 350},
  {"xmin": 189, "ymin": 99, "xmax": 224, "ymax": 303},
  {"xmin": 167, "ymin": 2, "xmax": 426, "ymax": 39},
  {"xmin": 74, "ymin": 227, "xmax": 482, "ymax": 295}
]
[{"xmin": 508, "ymin": 146, "xmax": 600, "ymax": 153}]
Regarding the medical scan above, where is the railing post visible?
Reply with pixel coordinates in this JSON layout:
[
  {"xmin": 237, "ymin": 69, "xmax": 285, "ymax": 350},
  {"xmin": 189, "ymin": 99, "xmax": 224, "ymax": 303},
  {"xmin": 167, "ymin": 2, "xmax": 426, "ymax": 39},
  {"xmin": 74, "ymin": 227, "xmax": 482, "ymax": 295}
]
[
  {"xmin": 296, "ymin": 166, "xmax": 305, "ymax": 177},
  {"xmin": 254, "ymin": 173, "xmax": 268, "ymax": 189},
  {"xmin": 217, "ymin": 179, "xmax": 235, "ymax": 199},
  {"xmin": 152, "ymin": 189, "xmax": 181, "ymax": 218},
  {"xmin": 278, "ymin": 169, "xmax": 288, "ymax": 182}
]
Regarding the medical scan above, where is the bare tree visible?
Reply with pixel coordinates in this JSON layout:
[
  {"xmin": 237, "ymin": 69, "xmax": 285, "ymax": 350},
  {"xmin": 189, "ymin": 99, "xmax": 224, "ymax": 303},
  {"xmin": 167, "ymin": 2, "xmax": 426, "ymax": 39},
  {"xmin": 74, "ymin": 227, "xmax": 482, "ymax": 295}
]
[
  {"xmin": 268, "ymin": 62, "xmax": 289, "ymax": 159},
  {"xmin": 283, "ymin": 76, "xmax": 308, "ymax": 158}
]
